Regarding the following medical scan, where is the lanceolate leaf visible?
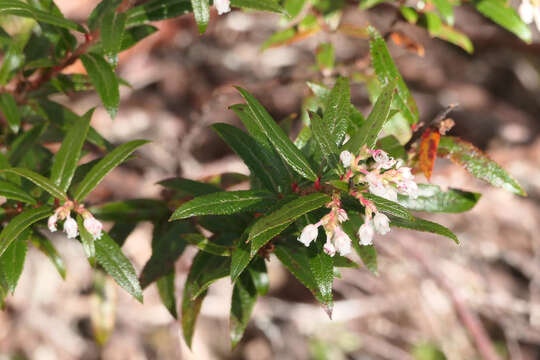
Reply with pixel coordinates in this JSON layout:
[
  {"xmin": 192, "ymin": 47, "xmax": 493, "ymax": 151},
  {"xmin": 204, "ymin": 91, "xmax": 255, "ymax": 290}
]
[
  {"xmin": 0, "ymin": 180, "xmax": 37, "ymax": 204},
  {"xmin": 438, "ymin": 136, "xmax": 526, "ymax": 196},
  {"xmin": 369, "ymin": 27, "xmax": 418, "ymax": 125},
  {"xmin": 323, "ymin": 77, "xmax": 351, "ymax": 145},
  {"xmin": 310, "ymin": 112, "xmax": 340, "ymax": 169},
  {"xmin": 345, "ymin": 80, "xmax": 396, "ymax": 153},
  {"xmin": 212, "ymin": 123, "xmax": 281, "ymax": 192},
  {"xmin": 230, "ymin": 0, "xmax": 286, "ymax": 13},
  {"xmin": 248, "ymin": 193, "xmax": 330, "ymax": 256},
  {"xmin": 30, "ymin": 232, "xmax": 66, "ymax": 279},
  {"xmin": 0, "ymin": 206, "xmax": 52, "ymax": 257},
  {"xmin": 72, "ymin": 140, "xmax": 148, "ymax": 202},
  {"xmin": 0, "ymin": 229, "xmax": 28, "ymax": 293},
  {"xmin": 91, "ymin": 199, "xmax": 170, "ymax": 222},
  {"xmin": 0, "ymin": 0, "xmax": 86, "ymax": 32},
  {"xmin": 398, "ymin": 184, "xmax": 481, "ymax": 213},
  {"xmin": 230, "ymin": 236, "xmax": 251, "ymax": 283},
  {"xmin": 157, "ymin": 271, "xmax": 177, "ymax": 318},
  {"xmin": 101, "ymin": 10, "xmax": 127, "ymax": 67},
  {"xmin": 7, "ymin": 123, "xmax": 46, "ymax": 166},
  {"xmin": 431, "ymin": 0, "xmax": 454, "ymax": 25},
  {"xmin": 473, "ymin": 0, "xmax": 531, "ymax": 43},
  {"xmin": 126, "ymin": 0, "xmax": 192, "ymax": 26},
  {"xmin": 1, "ymin": 168, "xmax": 67, "ymax": 200},
  {"xmin": 95, "ymin": 233, "xmax": 143, "ymax": 302},
  {"xmin": 248, "ymin": 257, "xmax": 269, "ymax": 296},
  {"xmin": 88, "ymin": 0, "xmax": 122, "ymax": 30},
  {"xmin": 159, "ymin": 177, "xmax": 221, "ymax": 196},
  {"xmin": 77, "ymin": 216, "xmax": 96, "ymax": 267},
  {"xmin": 171, "ymin": 190, "xmax": 276, "ymax": 220},
  {"xmin": 230, "ymin": 271, "xmax": 258, "ymax": 348},
  {"xmin": 389, "ymin": 215, "xmax": 459, "ymax": 244},
  {"xmin": 80, "ymin": 53, "xmax": 120, "ymax": 119},
  {"xmin": 191, "ymin": 0, "xmax": 209, "ymax": 34},
  {"xmin": 307, "ymin": 239, "xmax": 334, "ymax": 316},
  {"xmin": 362, "ymin": 193, "xmax": 414, "ymax": 220},
  {"xmin": 49, "ymin": 110, "xmax": 91, "ymax": 192},
  {"xmin": 236, "ymin": 87, "xmax": 318, "ymax": 181},
  {"xmin": 183, "ymin": 233, "xmax": 233, "ymax": 256},
  {"xmin": 417, "ymin": 128, "xmax": 440, "ymax": 180},
  {"xmin": 0, "ymin": 93, "xmax": 20, "ymax": 133}
]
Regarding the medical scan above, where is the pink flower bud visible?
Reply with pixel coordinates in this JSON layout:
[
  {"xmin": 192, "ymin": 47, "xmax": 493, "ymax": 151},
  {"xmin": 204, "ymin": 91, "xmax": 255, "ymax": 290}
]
[
  {"xmin": 48, "ymin": 213, "xmax": 58, "ymax": 232},
  {"xmin": 323, "ymin": 240, "xmax": 336, "ymax": 257},
  {"xmin": 373, "ymin": 212, "xmax": 391, "ymax": 235},
  {"xmin": 337, "ymin": 208, "xmax": 349, "ymax": 223},
  {"xmin": 372, "ymin": 150, "xmax": 395, "ymax": 169},
  {"xmin": 298, "ymin": 224, "xmax": 319, "ymax": 247},
  {"xmin": 340, "ymin": 150, "xmax": 354, "ymax": 168},
  {"xmin": 84, "ymin": 216, "xmax": 103, "ymax": 240},
  {"xmin": 63, "ymin": 216, "xmax": 78, "ymax": 239},
  {"xmin": 215, "ymin": 0, "xmax": 231, "ymax": 15},
  {"xmin": 358, "ymin": 221, "xmax": 374, "ymax": 246}
]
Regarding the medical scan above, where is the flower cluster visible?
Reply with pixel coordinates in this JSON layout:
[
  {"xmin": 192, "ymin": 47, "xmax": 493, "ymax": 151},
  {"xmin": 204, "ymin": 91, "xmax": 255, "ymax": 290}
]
[
  {"xmin": 48, "ymin": 201, "xmax": 103, "ymax": 241},
  {"xmin": 298, "ymin": 148, "xmax": 419, "ymax": 255},
  {"xmin": 519, "ymin": 0, "xmax": 540, "ymax": 31}
]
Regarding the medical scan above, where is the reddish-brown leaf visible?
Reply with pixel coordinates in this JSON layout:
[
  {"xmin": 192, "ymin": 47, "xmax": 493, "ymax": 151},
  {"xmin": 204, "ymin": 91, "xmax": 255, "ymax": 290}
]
[{"xmin": 418, "ymin": 128, "xmax": 440, "ymax": 180}]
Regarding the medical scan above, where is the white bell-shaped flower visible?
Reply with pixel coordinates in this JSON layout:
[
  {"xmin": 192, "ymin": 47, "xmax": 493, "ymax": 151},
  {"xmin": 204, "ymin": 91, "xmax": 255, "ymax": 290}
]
[
  {"xmin": 373, "ymin": 212, "xmax": 391, "ymax": 235},
  {"xmin": 333, "ymin": 227, "xmax": 352, "ymax": 256},
  {"xmin": 358, "ymin": 220, "xmax": 374, "ymax": 246},
  {"xmin": 84, "ymin": 216, "xmax": 103, "ymax": 240},
  {"xmin": 298, "ymin": 224, "xmax": 319, "ymax": 247},
  {"xmin": 63, "ymin": 215, "xmax": 78, "ymax": 239},
  {"xmin": 340, "ymin": 150, "xmax": 354, "ymax": 168}
]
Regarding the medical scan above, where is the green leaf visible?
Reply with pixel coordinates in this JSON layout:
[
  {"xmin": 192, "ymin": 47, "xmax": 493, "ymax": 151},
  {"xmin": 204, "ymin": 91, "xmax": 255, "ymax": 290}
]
[
  {"xmin": 0, "ymin": 93, "xmax": 20, "ymax": 133},
  {"xmin": 125, "ymin": 0, "xmax": 192, "ymax": 27},
  {"xmin": 307, "ymin": 239, "xmax": 334, "ymax": 316},
  {"xmin": 431, "ymin": 0, "xmax": 454, "ymax": 25},
  {"xmin": 80, "ymin": 53, "xmax": 120, "ymax": 119},
  {"xmin": 49, "ymin": 110, "xmax": 91, "ymax": 192},
  {"xmin": 1, "ymin": 168, "xmax": 67, "ymax": 200},
  {"xmin": 230, "ymin": 0, "xmax": 285, "ymax": 13},
  {"xmin": 0, "ymin": 31, "xmax": 29, "ymax": 85},
  {"xmin": 88, "ymin": 0, "xmax": 122, "ymax": 30},
  {"xmin": 230, "ymin": 271, "xmax": 258, "ymax": 348},
  {"xmin": 119, "ymin": 25, "xmax": 158, "ymax": 51},
  {"xmin": 0, "ymin": 0, "xmax": 86, "ymax": 32},
  {"xmin": 170, "ymin": 190, "xmax": 276, "ymax": 220},
  {"xmin": 95, "ymin": 232, "xmax": 143, "ymax": 302},
  {"xmin": 420, "ymin": 12, "xmax": 473, "ymax": 53},
  {"xmin": 438, "ymin": 136, "xmax": 526, "ymax": 196},
  {"xmin": 316, "ymin": 42, "xmax": 335, "ymax": 72},
  {"xmin": 369, "ymin": 27, "xmax": 418, "ymax": 125},
  {"xmin": 184, "ymin": 233, "xmax": 233, "ymax": 256},
  {"xmin": 310, "ymin": 112, "xmax": 340, "ymax": 169},
  {"xmin": 157, "ymin": 271, "xmax": 177, "ymax": 318},
  {"xmin": 248, "ymin": 257, "xmax": 269, "ymax": 295},
  {"xmin": 101, "ymin": 10, "xmax": 127, "ymax": 67},
  {"xmin": 72, "ymin": 140, "xmax": 148, "ymax": 201},
  {"xmin": 7, "ymin": 123, "xmax": 46, "ymax": 166},
  {"xmin": 30, "ymin": 232, "xmax": 66, "ymax": 279},
  {"xmin": 362, "ymin": 193, "xmax": 414, "ymax": 220},
  {"xmin": 236, "ymin": 87, "xmax": 318, "ymax": 181},
  {"xmin": 212, "ymin": 123, "xmax": 282, "ymax": 192},
  {"xmin": 0, "ymin": 179, "xmax": 37, "ymax": 204},
  {"xmin": 0, "ymin": 229, "xmax": 28, "ymax": 293},
  {"xmin": 139, "ymin": 222, "xmax": 190, "ymax": 288},
  {"xmin": 248, "ymin": 193, "xmax": 330, "ymax": 256},
  {"xmin": 400, "ymin": 6, "xmax": 419, "ymax": 23},
  {"xmin": 91, "ymin": 199, "xmax": 169, "ymax": 222},
  {"xmin": 389, "ymin": 215, "xmax": 459, "ymax": 244},
  {"xmin": 191, "ymin": 0, "xmax": 209, "ymax": 33},
  {"xmin": 182, "ymin": 251, "xmax": 230, "ymax": 347},
  {"xmin": 323, "ymin": 77, "xmax": 351, "ymax": 146},
  {"xmin": 376, "ymin": 135, "xmax": 406, "ymax": 159},
  {"xmin": 473, "ymin": 0, "xmax": 531, "ymax": 43},
  {"xmin": 159, "ymin": 177, "xmax": 221, "ymax": 196},
  {"xmin": 230, "ymin": 236, "xmax": 251, "ymax": 282},
  {"xmin": 77, "ymin": 215, "xmax": 96, "ymax": 267},
  {"xmin": 345, "ymin": 79, "xmax": 396, "ymax": 153},
  {"xmin": 0, "ymin": 206, "xmax": 52, "ymax": 257},
  {"xmin": 397, "ymin": 184, "xmax": 481, "ymax": 213}
]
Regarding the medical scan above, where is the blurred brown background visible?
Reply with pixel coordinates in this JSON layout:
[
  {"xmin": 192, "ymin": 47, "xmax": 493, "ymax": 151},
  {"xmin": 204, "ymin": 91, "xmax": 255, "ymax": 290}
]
[{"xmin": 1, "ymin": 1, "xmax": 539, "ymax": 359}]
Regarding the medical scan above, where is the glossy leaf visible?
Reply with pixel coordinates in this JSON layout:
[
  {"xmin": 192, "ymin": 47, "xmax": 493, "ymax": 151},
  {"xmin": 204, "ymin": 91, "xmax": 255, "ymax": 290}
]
[
  {"xmin": 1, "ymin": 168, "xmax": 67, "ymax": 200},
  {"xmin": 30, "ymin": 232, "xmax": 66, "ymax": 279},
  {"xmin": 345, "ymin": 79, "xmax": 396, "ymax": 153},
  {"xmin": 95, "ymin": 232, "xmax": 143, "ymax": 302},
  {"xmin": 236, "ymin": 87, "xmax": 318, "ymax": 181},
  {"xmin": 249, "ymin": 193, "xmax": 330, "ymax": 256},
  {"xmin": 230, "ymin": 271, "xmax": 257, "ymax": 348},
  {"xmin": 362, "ymin": 193, "xmax": 414, "ymax": 220},
  {"xmin": 159, "ymin": 177, "xmax": 221, "ymax": 196},
  {"xmin": 248, "ymin": 257, "xmax": 269, "ymax": 296},
  {"xmin": 183, "ymin": 233, "xmax": 233, "ymax": 256},
  {"xmin": 0, "ymin": 93, "xmax": 20, "ymax": 133},
  {"xmin": 88, "ymin": 0, "xmax": 122, "ymax": 30},
  {"xmin": 91, "ymin": 199, "xmax": 169, "ymax": 222},
  {"xmin": 310, "ymin": 112, "xmax": 340, "ymax": 169},
  {"xmin": 0, "ymin": 179, "xmax": 37, "ymax": 204},
  {"xmin": 72, "ymin": 140, "xmax": 148, "ymax": 201},
  {"xmin": 157, "ymin": 271, "xmax": 177, "ymax": 318},
  {"xmin": 7, "ymin": 124, "xmax": 46, "ymax": 166},
  {"xmin": 171, "ymin": 190, "xmax": 275, "ymax": 220},
  {"xmin": 101, "ymin": 10, "xmax": 127, "ymax": 67},
  {"xmin": 191, "ymin": 0, "xmax": 209, "ymax": 34},
  {"xmin": 398, "ymin": 184, "xmax": 481, "ymax": 213},
  {"xmin": 125, "ymin": 0, "xmax": 192, "ymax": 26},
  {"xmin": 230, "ymin": 236, "xmax": 251, "ymax": 283},
  {"xmin": 438, "ymin": 136, "xmax": 526, "ymax": 196},
  {"xmin": 389, "ymin": 215, "xmax": 459, "ymax": 244},
  {"xmin": 369, "ymin": 27, "xmax": 418, "ymax": 125},
  {"xmin": 80, "ymin": 53, "xmax": 120, "ymax": 119},
  {"xmin": 77, "ymin": 216, "xmax": 96, "ymax": 267},
  {"xmin": 0, "ymin": 206, "xmax": 52, "ymax": 257},
  {"xmin": 49, "ymin": 110, "xmax": 91, "ymax": 192},
  {"xmin": 474, "ymin": 0, "xmax": 531, "ymax": 43},
  {"xmin": 0, "ymin": 229, "xmax": 28, "ymax": 293},
  {"xmin": 0, "ymin": 0, "xmax": 86, "ymax": 32},
  {"xmin": 230, "ymin": 0, "xmax": 285, "ymax": 13},
  {"xmin": 323, "ymin": 77, "xmax": 350, "ymax": 146}
]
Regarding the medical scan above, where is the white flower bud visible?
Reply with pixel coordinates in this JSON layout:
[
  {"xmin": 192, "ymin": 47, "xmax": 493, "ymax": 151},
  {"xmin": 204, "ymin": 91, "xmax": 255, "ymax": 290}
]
[
  {"xmin": 215, "ymin": 0, "xmax": 231, "ymax": 15},
  {"xmin": 323, "ymin": 240, "xmax": 336, "ymax": 257},
  {"xmin": 63, "ymin": 215, "xmax": 78, "ymax": 239},
  {"xmin": 519, "ymin": 0, "xmax": 534, "ymax": 24},
  {"xmin": 340, "ymin": 150, "xmax": 354, "ymax": 168},
  {"xmin": 372, "ymin": 149, "xmax": 389, "ymax": 164},
  {"xmin": 84, "ymin": 216, "xmax": 103, "ymax": 240},
  {"xmin": 373, "ymin": 212, "xmax": 391, "ymax": 235},
  {"xmin": 358, "ymin": 221, "xmax": 374, "ymax": 246},
  {"xmin": 298, "ymin": 224, "xmax": 319, "ymax": 247},
  {"xmin": 48, "ymin": 213, "xmax": 58, "ymax": 232},
  {"xmin": 395, "ymin": 159, "xmax": 404, "ymax": 169},
  {"xmin": 333, "ymin": 227, "xmax": 352, "ymax": 256}
]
